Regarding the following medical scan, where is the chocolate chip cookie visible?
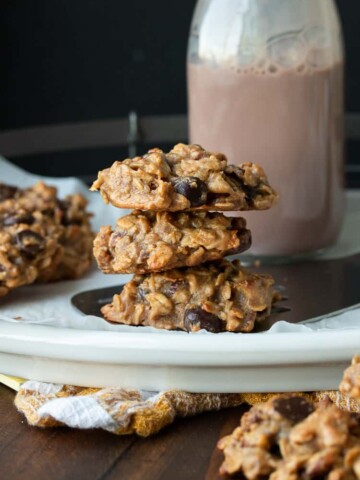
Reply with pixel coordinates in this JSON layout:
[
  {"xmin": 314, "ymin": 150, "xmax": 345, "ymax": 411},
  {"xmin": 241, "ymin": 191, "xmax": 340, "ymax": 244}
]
[
  {"xmin": 93, "ymin": 210, "xmax": 251, "ymax": 275},
  {"xmin": 101, "ymin": 259, "xmax": 277, "ymax": 333},
  {"xmin": 91, "ymin": 143, "xmax": 277, "ymax": 212},
  {"xmin": 218, "ymin": 395, "xmax": 360, "ymax": 479},
  {"xmin": 0, "ymin": 182, "xmax": 93, "ymax": 297}
]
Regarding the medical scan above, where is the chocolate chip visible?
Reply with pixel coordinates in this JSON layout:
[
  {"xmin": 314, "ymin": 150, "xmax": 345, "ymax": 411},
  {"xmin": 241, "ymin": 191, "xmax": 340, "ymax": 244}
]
[
  {"xmin": 42, "ymin": 208, "xmax": 55, "ymax": 217},
  {"xmin": 56, "ymin": 200, "xmax": 81, "ymax": 225},
  {"xmin": 226, "ymin": 228, "xmax": 252, "ymax": 256},
  {"xmin": 225, "ymin": 167, "xmax": 257, "ymax": 203},
  {"xmin": 0, "ymin": 184, "xmax": 18, "ymax": 201},
  {"xmin": 15, "ymin": 230, "xmax": 45, "ymax": 258},
  {"xmin": 56, "ymin": 200, "xmax": 69, "ymax": 225},
  {"xmin": 273, "ymin": 396, "xmax": 314, "ymax": 423},
  {"xmin": 0, "ymin": 264, "xmax": 6, "ymax": 272},
  {"xmin": 138, "ymin": 287, "xmax": 148, "ymax": 301},
  {"xmin": 163, "ymin": 280, "xmax": 186, "ymax": 297},
  {"xmin": 64, "ymin": 218, "xmax": 82, "ymax": 226},
  {"xmin": 269, "ymin": 443, "xmax": 282, "ymax": 459},
  {"xmin": 56, "ymin": 199, "xmax": 69, "ymax": 212},
  {"xmin": 350, "ymin": 412, "xmax": 360, "ymax": 423},
  {"xmin": 184, "ymin": 307, "xmax": 224, "ymax": 333},
  {"xmin": 242, "ymin": 185, "xmax": 257, "ymax": 203},
  {"xmin": 3, "ymin": 213, "xmax": 35, "ymax": 227},
  {"xmin": 172, "ymin": 177, "xmax": 208, "ymax": 207},
  {"xmin": 241, "ymin": 311, "xmax": 257, "ymax": 331}
]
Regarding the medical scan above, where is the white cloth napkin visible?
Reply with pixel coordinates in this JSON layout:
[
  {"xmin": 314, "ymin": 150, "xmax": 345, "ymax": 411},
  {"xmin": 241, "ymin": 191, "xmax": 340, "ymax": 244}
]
[{"xmin": 13, "ymin": 380, "xmax": 360, "ymax": 436}]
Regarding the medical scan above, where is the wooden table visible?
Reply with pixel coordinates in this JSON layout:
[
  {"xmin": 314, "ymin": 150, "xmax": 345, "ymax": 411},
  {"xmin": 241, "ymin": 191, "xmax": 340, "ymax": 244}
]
[{"xmin": 0, "ymin": 383, "xmax": 248, "ymax": 480}]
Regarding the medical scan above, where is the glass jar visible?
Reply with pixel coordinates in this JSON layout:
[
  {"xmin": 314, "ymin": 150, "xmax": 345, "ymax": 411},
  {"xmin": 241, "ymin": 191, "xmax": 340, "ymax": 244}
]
[{"xmin": 187, "ymin": 0, "xmax": 345, "ymax": 257}]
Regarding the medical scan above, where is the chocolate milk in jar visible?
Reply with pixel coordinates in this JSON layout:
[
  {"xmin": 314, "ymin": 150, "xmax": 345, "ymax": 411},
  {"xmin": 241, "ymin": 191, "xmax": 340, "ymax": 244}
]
[{"xmin": 187, "ymin": 0, "xmax": 345, "ymax": 256}]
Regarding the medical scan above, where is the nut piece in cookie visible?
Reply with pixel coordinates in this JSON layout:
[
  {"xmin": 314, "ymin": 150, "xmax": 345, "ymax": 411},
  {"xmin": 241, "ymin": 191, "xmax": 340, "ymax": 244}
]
[
  {"xmin": 218, "ymin": 395, "xmax": 360, "ymax": 479},
  {"xmin": 340, "ymin": 355, "xmax": 360, "ymax": 402},
  {"xmin": 93, "ymin": 211, "xmax": 251, "ymax": 274},
  {"xmin": 91, "ymin": 143, "xmax": 278, "ymax": 212},
  {"xmin": 0, "ymin": 182, "xmax": 93, "ymax": 297},
  {"xmin": 101, "ymin": 259, "xmax": 277, "ymax": 333}
]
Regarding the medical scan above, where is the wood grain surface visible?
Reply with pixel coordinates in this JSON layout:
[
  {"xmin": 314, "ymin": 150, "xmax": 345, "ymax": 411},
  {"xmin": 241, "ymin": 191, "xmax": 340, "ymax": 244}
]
[{"xmin": 0, "ymin": 383, "xmax": 248, "ymax": 480}]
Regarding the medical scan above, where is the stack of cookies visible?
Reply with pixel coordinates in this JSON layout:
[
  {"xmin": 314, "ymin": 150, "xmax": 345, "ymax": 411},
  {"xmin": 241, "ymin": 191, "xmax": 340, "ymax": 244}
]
[{"xmin": 91, "ymin": 143, "xmax": 278, "ymax": 333}]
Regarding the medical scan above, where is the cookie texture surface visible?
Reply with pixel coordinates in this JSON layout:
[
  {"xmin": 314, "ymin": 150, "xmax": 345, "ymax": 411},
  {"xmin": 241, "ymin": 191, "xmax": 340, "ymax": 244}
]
[
  {"xmin": 94, "ymin": 210, "xmax": 251, "ymax": 274},
  {"xmin": 91, "ymin": 143, "xmax": 277, "ymax": 212},
  {"xmin": 101, "ymin": 259, "xmax": 277, "ymax": 333},
  {"xmin": 218, "ymin": 395, "xmax": 360, "ymax": 479},
  {"xmin": 0, "ymin": 182, "xmax": 93, "ymax": 297}
]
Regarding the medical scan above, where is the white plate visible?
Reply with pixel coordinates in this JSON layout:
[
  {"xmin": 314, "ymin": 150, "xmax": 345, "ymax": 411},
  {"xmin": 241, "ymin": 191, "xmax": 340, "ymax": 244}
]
[
  {"xmin": 0, "ymin": 319, "xmax": 359, "ymax": 392},
  {"xmin": 0, "ymin": 161, "xmax": 359, "ymax": 393}
]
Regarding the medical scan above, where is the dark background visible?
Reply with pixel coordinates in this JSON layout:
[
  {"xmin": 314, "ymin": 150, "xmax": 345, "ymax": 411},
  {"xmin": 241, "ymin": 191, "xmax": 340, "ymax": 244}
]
[{"xmin": 1, "ymin": 0, "xmax": 359, "ymax": 183}]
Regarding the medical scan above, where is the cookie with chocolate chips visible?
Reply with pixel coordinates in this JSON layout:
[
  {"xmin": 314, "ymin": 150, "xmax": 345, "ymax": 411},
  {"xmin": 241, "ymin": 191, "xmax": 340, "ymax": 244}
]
[
  {"xmin": 0, "ymin": 182, "xmax": 93, "ymax": 297},
  {"xmin": 93, "ymin": 210, "xmax": 251, "ymax": 274},
  {"xmin": 90, "ymin": 143, "xmax": 277, "ymax": 212},
  {"xmin": 218, "ymin": 394, "xmax": 360, "ymax": 479},
  {"xmin": 101, "ymin": 259, "xmax": 277, "ymax": 333}
]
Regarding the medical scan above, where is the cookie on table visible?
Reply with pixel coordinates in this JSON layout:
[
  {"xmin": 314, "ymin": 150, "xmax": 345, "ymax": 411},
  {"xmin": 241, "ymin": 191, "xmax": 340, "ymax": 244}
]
[
  {"xmin": 0, "ymin": 182, "xmax": 93, "ymax": 297},
  {"xmin": 101, "ymin": 259, "xmax": 277, "ymax": 333},
  {"xmin": 340, "ymin": 355, "xmax": 360, "ymax": 402},
  {"xmin": 218, "ymin": 395, "xmax": 360, "ymax": 479},
  {"xmin": 94, "ymin": 210, "xmax": 251, "ymax": 275},
  {"xmin": 91, "ymin": 143, "xmax": 277, "ymax": 212}
]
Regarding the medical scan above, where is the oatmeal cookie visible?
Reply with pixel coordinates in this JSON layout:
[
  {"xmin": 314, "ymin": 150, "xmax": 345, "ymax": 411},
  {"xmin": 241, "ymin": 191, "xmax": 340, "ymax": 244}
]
[
  {"xmin": 218, "ymin": 395, "xmax": 360, "ymax": 480},
  {"xmin": 340, "ymin": 356, "xmax": 360, "ymax": 402},
  {"xmin": 101, "ymin": 259, "xmax": 277, "ymax": 333},
  {"xmin": 94, "ymin": 210, "xmax": 251, "ymax": 274},
  {"xmin": 218, "ymin": 396, "xmax": 360, "ymax": 479},
  {"xmin": 0, "ymin": 182, "xmax": 93, "ymax": 297},
  {"xmin": 1, "ymin": 181, "xmax": 63, "ymax": 213},
  {"xmin": 91, "ymin": 143, "xmax": 277, "ymax": 212}
]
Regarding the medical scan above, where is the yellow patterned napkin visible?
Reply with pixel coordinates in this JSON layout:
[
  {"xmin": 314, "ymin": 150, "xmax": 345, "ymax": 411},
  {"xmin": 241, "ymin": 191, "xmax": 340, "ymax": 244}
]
[
  {"xmin": 7, "ymin": 381, "xmax": 359, "ymax": 437},
  {"xmin": 2, "ymin": 358, "xmax": 359, "ymax": 436}
]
